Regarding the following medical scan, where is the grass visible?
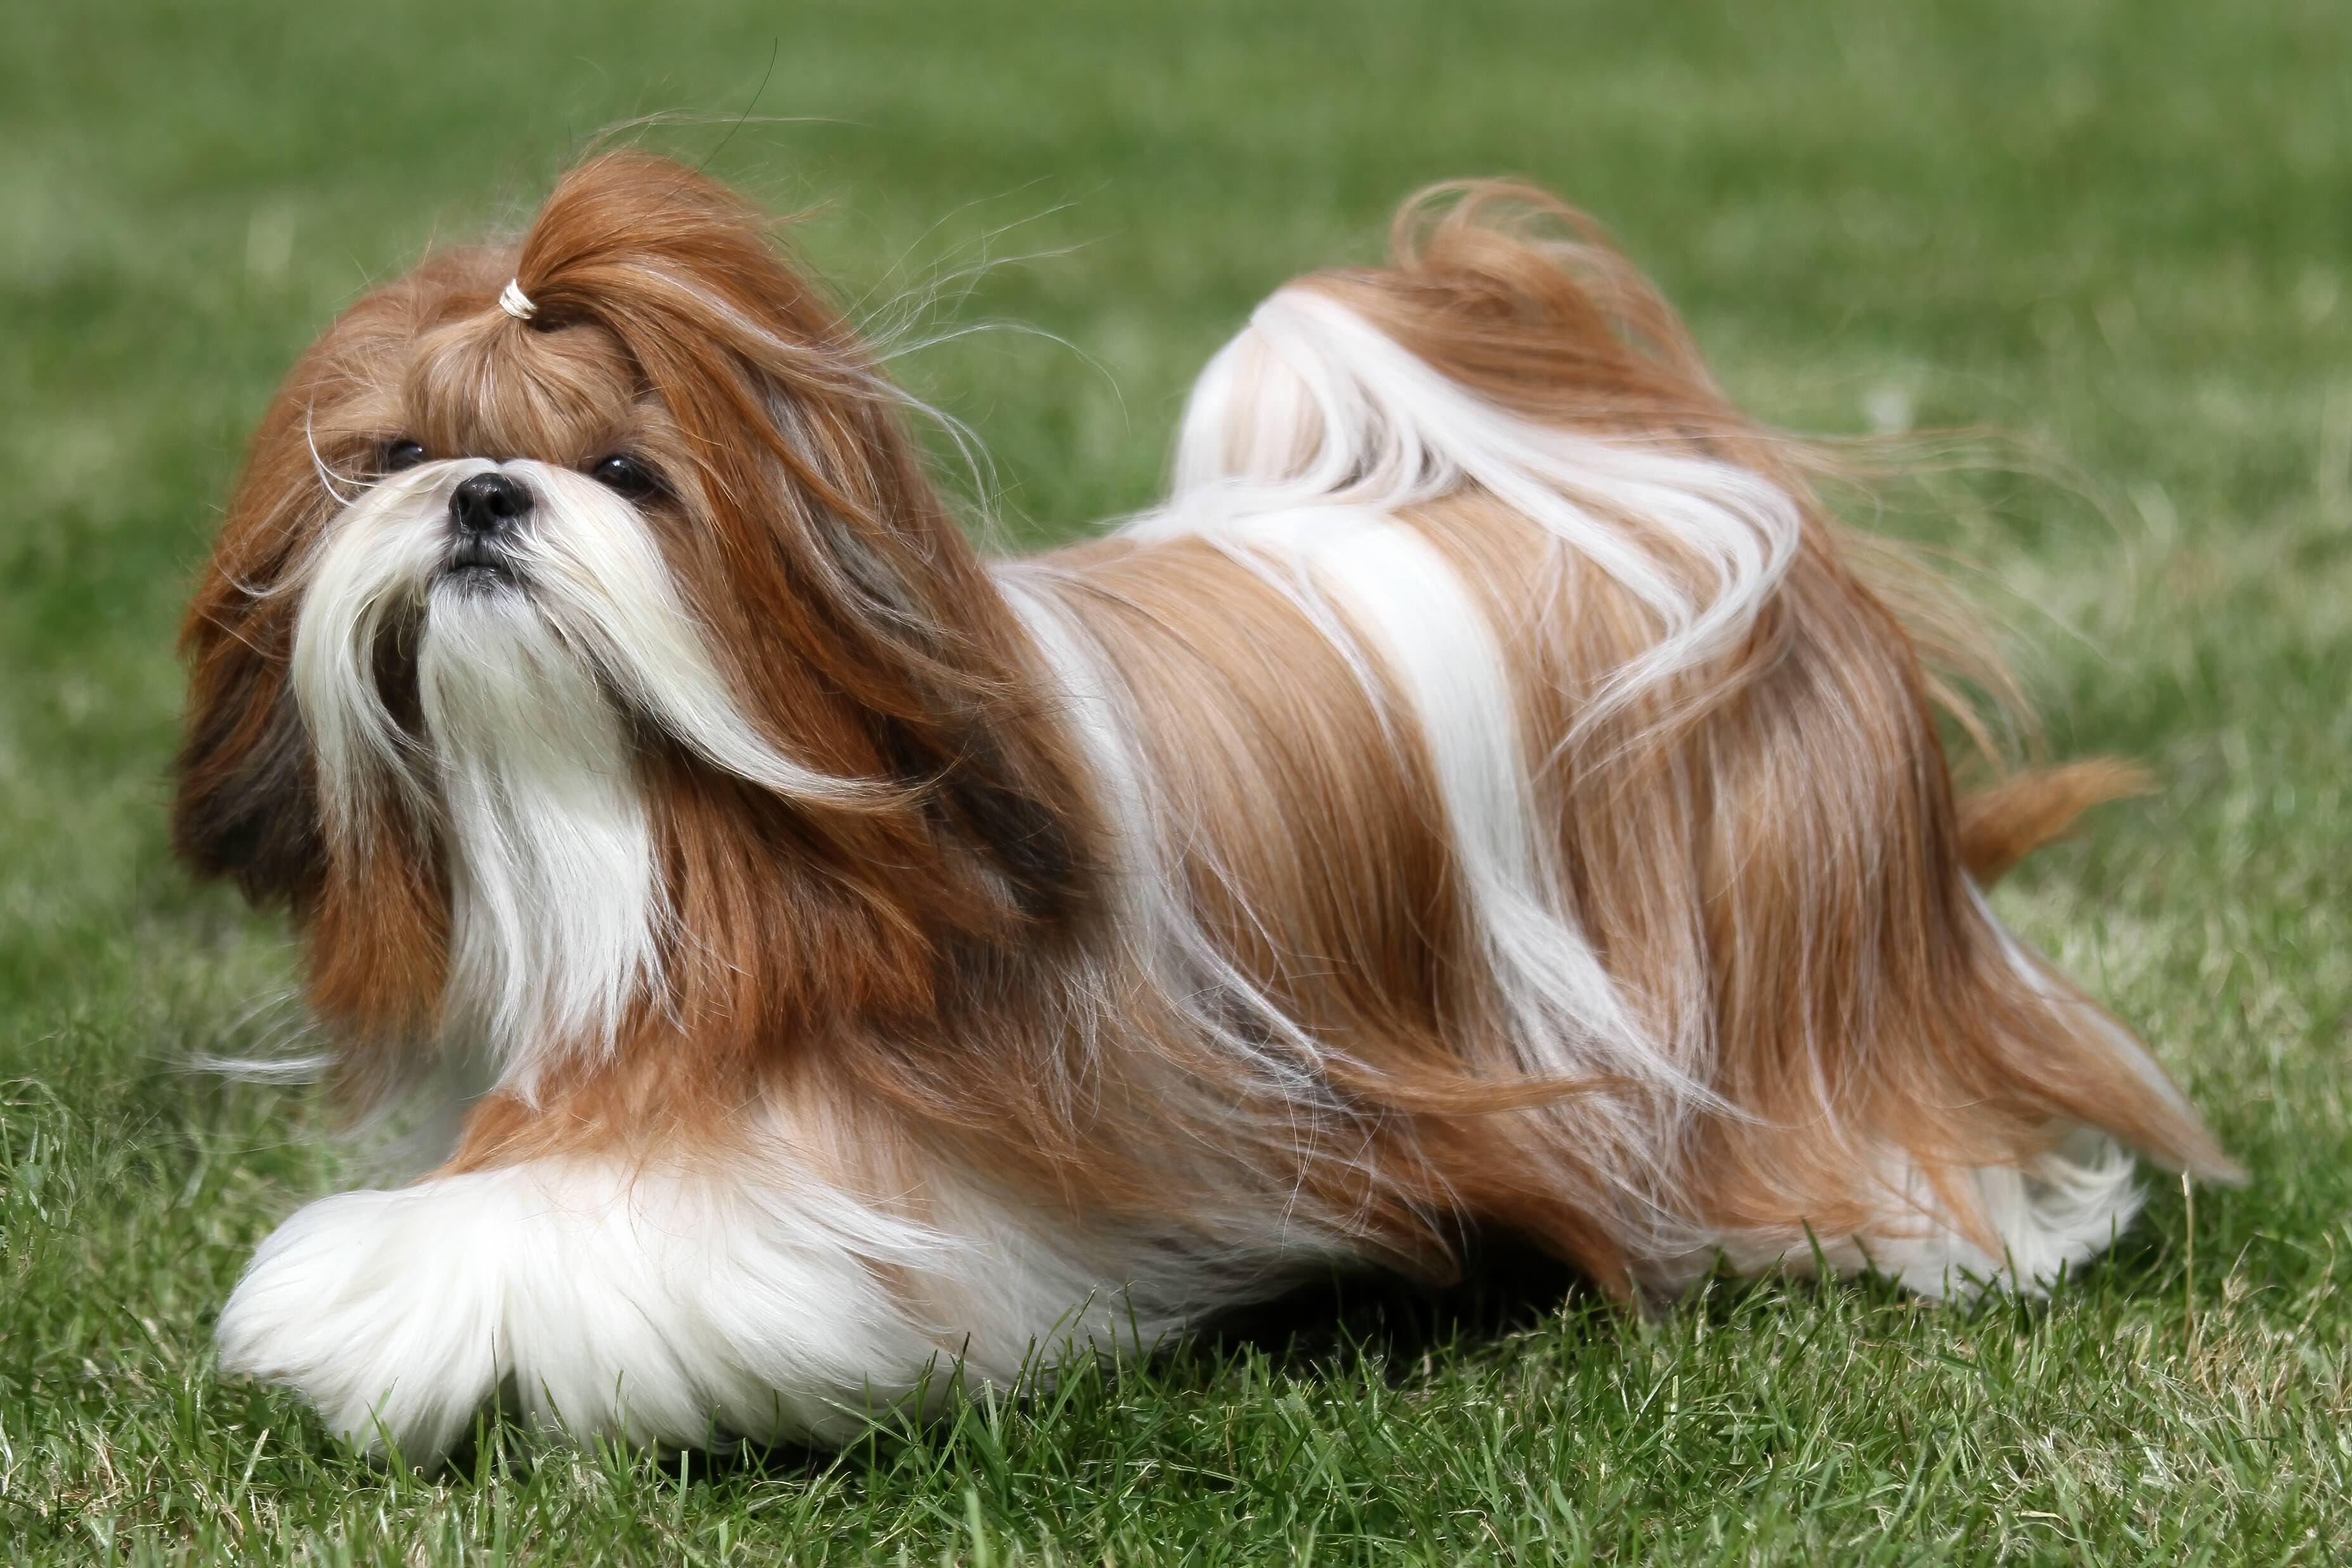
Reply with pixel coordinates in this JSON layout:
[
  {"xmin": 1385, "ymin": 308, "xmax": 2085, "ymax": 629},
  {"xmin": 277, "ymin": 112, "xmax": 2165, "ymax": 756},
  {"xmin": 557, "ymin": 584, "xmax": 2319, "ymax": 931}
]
[{"xmin": 3, "ymin": 0, "xmax": 2348, "ymax": 1560}]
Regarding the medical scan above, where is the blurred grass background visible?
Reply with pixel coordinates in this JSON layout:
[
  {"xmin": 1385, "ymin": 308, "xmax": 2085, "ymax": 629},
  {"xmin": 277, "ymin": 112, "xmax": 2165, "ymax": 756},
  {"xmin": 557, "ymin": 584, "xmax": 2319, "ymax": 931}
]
[{"xmin": 3, "ymin": 0, "xmax": 2348, "ymax": 1562}]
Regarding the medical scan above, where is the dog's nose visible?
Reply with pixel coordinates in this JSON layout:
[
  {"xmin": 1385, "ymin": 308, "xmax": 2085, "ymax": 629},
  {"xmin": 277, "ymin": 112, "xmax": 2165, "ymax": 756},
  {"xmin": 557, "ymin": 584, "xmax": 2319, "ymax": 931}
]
[{"xmin": 448, "ymin": 471, "xmax": 532, "ymax": 537}]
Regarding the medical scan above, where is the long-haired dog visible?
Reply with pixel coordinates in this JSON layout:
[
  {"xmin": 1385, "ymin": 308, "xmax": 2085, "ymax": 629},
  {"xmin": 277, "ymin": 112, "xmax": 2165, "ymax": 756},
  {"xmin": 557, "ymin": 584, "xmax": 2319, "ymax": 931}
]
[{"xmin": 177, "ymin": 152, "xmax": 2235, "ymax": 1460}]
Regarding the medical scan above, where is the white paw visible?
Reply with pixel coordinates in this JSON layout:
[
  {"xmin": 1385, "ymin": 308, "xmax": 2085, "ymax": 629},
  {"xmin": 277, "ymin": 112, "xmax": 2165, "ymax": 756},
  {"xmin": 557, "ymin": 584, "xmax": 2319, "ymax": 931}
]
[
  {"xmin": 216, "ymin": 1184, "xmax": 506, "ymax": 1461},
  {"xmin": 214, "ymin": 1158, "xmax": 1061, "ymax": 1461}
]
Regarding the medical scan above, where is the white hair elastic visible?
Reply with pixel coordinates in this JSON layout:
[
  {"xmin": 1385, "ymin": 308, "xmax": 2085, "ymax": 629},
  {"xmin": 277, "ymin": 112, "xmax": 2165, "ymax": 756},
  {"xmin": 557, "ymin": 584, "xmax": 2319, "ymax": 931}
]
[{"xmin": 497, "ymin": 278, "xmax": 539, "ymax": 322}]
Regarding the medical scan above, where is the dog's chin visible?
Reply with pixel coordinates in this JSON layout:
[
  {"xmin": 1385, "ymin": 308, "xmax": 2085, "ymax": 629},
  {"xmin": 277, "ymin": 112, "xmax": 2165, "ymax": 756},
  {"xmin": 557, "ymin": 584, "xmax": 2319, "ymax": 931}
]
[{"xmin": 436, "ymin": 567, "xmax": 521, "ymax": 600}]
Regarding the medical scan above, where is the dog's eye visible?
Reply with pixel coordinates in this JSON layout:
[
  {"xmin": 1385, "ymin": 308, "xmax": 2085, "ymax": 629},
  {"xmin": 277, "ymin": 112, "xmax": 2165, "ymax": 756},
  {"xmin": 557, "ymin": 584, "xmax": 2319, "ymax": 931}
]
[
  {"xmin": 383, "ymin": 440, "xmax": 429, "ymax": 473},
  {"xmin": 591, "ymin": 454, "xmax": 660, "ymax": 499}
]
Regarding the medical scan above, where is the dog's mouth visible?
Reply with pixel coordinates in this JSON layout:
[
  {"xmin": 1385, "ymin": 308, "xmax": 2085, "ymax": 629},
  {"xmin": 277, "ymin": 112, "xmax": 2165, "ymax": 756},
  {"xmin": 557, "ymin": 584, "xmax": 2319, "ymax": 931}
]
[{"xmin": 439, "ymin": 537, "xmax": 522, "ymax": 590}]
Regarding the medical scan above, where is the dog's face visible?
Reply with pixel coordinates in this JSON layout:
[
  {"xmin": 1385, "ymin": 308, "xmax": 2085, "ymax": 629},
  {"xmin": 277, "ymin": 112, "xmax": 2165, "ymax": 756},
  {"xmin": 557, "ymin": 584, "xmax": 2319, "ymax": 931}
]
[{"xmin": 174, "ymin": 154, "xmax": 1089, "ymax": 1095}]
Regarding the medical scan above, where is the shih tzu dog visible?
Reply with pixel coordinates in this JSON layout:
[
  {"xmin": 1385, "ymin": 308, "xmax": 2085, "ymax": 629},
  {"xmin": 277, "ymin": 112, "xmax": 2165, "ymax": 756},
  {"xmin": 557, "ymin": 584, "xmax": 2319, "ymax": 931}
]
[{"xmin": 177, "ymin": 152, "xmax": 2234, "ymax": 1461}]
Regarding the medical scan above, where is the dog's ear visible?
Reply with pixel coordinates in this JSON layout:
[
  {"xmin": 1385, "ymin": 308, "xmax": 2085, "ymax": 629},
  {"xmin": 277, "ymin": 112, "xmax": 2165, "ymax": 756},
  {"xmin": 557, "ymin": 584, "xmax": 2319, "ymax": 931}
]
[
  {"xmin": 174, "ymin": 379, "xmax": 337, "ymax": 912},
  {"xmin": 174, "ymin": 634, "xmax": 322, "ymax": 911}
]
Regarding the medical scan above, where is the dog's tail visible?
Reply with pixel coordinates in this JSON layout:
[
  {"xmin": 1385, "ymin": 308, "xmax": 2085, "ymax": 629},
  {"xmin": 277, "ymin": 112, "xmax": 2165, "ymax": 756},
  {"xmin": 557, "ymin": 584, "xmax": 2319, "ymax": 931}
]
[{"xmin": 1957, "ymin": 759, "xmax": 2152, "ymax": 885}]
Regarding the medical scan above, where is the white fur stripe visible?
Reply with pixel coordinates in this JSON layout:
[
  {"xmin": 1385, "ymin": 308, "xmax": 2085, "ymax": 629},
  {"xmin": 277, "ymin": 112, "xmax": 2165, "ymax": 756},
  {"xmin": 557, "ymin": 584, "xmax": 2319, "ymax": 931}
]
[
  {"xmin": 1154, "ymin": 287, "xmax": 1803, "ymax": 738},
  {"xmin": 996, "ymin": 569, "xmax": 1335, "ymax": 1096},
  {"xmin": 1216, "ymin": 511, "xmax": 1673, "ymax": 1097}
]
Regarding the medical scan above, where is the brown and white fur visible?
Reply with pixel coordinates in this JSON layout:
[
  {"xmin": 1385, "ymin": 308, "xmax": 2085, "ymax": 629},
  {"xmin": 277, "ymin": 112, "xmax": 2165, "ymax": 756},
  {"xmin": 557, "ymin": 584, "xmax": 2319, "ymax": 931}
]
[{"xmin": 176, "ymin": 154, "xmax": 2235, "ymax": 1461}]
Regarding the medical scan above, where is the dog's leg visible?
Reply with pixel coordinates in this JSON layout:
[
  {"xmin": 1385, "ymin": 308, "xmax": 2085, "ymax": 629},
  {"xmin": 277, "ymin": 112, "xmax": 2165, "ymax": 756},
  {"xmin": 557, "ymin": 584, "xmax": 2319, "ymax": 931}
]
[
  {"xmin": 214, "ymin": 1145, "xmax": 946, "ymax": 1461},
  {"xmin": 214, "ymin": 1111, "xmax": 1150, "ymax": 1463}
]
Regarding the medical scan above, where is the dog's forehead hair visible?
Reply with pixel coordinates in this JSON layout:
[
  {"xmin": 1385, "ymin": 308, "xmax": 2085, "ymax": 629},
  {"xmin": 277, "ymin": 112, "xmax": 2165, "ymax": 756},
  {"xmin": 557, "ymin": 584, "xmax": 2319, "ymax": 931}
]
[
  {"xmin": 319, "ymin": 249, "xmax": 663, "ymax": 468},
  {"xmin": 405, "ymin": 304, "xmax": 644, "ymax": 467}
]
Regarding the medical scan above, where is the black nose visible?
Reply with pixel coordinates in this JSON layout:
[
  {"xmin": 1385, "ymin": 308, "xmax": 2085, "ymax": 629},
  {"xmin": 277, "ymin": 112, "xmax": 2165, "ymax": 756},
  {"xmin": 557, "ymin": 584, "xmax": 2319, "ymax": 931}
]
[{"xmin": 448, "ymin": 471, "xmax": 532, "ymax": 537}]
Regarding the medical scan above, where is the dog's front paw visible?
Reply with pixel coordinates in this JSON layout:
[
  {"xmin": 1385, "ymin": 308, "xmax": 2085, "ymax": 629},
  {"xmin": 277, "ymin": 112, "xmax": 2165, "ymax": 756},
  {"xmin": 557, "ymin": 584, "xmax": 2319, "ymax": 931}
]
[
  {"xmin": 217, "ymin": 1185, "xmax": 506, "ymax": 1462},
  {"xmin": 216, "ymin": 1160, "xmax": 988, "ymax": 1461}
]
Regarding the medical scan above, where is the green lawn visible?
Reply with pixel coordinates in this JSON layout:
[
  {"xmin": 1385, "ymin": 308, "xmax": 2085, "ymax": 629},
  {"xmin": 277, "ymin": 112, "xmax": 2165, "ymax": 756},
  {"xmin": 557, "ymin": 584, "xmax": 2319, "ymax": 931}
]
[{"xmin": 4, "ymin": 1, "xmax": 2348, "ymax": 1561}]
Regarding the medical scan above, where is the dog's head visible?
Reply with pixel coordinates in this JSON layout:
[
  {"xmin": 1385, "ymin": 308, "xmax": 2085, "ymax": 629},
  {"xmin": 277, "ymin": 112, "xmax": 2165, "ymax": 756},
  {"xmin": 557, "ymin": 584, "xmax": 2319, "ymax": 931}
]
[{"xmin": 176, "ymin": 153, "xmax": 1088, "ymax": 1092}]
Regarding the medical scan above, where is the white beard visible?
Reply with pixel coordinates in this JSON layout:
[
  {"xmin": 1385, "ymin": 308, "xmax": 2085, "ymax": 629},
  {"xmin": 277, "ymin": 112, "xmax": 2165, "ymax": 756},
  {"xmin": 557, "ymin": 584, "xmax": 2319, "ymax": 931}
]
[{"xmin": 417, "ymin": 583, "xmax": 663, "ymax": 1090}]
